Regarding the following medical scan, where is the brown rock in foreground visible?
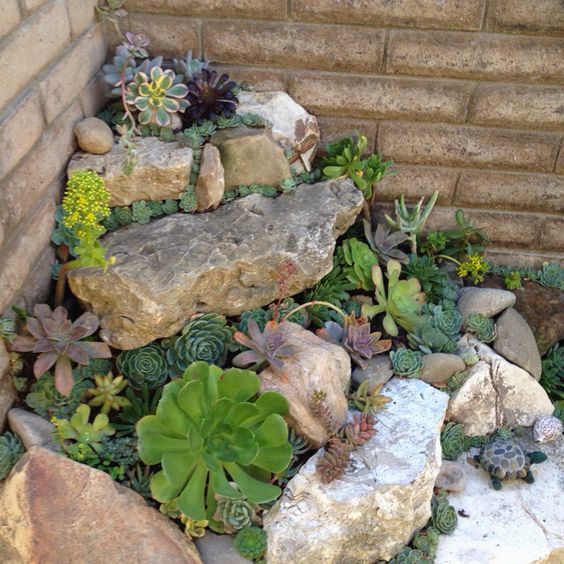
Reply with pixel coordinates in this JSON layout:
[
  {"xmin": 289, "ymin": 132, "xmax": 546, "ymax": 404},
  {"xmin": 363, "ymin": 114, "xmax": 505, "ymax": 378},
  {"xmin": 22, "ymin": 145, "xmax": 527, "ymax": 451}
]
[
  {"xmin": 0, "ymin": 447, "xmax": 202, "ymax": 564},
  {"xmin": 68, "ymin": 180, "xmax": 363, "ymax": 349},
  {"xmin": 259, "ymin": 322, "xmax": 351, "ymax": 448},
  {"xmin": 195, "ymin": 143, "xmax": 224, "ymax": 211}
]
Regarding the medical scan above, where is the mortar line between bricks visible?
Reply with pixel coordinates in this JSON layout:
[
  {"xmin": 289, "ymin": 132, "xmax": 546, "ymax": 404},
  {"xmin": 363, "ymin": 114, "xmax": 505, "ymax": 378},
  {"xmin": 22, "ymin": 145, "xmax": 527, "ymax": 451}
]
[
  {"xmin": 380, "ymin": 29, "xmax": 389, "ymax": 73},
  {"xmin": 125, "ymin": 11, "xmax": 564, "ymax": 39},
  {"xmin": 450, "ymin": 172, "xmax": 462, "ymax": 205},
  {"xmin": 286, "ymin": 0, "xmax": 291, "ymax": 20},
  {"xmin": 465, "ymin": 82, "xmax": 481, "ymax": 123},
  {"xmin": 553, "ymin": 136, "xmax": 564, "ymax": 173},
  {"xmin": 482, "ymin": 0, "xmax": 493, "ymax": 31}
]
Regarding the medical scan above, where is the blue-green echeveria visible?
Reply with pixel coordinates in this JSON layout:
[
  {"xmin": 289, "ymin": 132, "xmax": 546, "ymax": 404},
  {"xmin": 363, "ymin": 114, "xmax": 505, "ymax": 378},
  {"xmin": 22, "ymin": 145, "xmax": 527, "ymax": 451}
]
[{"xmin": 136, "ymin": 361, "xmax": 292, "ymax": 520}]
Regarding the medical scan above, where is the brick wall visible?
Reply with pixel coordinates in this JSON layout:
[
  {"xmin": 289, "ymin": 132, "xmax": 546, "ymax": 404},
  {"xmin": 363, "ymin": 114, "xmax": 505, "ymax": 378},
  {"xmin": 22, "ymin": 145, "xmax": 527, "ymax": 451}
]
[
  {"xmin": 120, "ymin": 0, "xmax": 564, "ymax": 267},
  {"xmin": 0, "ymin": 0, "xmax": 106, "ymax": 313}
]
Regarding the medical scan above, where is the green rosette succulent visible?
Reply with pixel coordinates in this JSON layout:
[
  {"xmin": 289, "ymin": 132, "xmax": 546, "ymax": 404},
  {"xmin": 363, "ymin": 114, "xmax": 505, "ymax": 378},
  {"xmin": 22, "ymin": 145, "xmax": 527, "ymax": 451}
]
[
  {"xmin": 165, "ymin": 314, "xmax": 235, "ymax": 377},
  {"xmin": 136, "ymin": 362, "xmax": 292, "ymax": 520},
  {"xmin": 234, "ymin": 526, "xmax": 268, "ymax": 561},
  {"xmin": 431, "ymin": 491, "xmax": 458, "ymax": 534},
  {"xmin": 0, "ymin": 431, "xmax": 24, "ymax": 480},
  {"xmin": 390, "ymin": 348, "xmax": 423, "ymax": 378},
  {"xmin": 53, "ymin": 404, "xmax": 115, "ymax": 449},
  {"xmin": 342, "ymin": 238, "xmax": 378, "ymax": 291},
  {"xmin": 362, "ymin": 260, "xmax": 425, "ymax": 337},
  {"xmin": 117, "ymin": 342, "xmax": 169, "ymax": 390},
  {"xmin": 390, "ymin": 547, "xmax": 432, "ymax": 564},
  {"xmin": 539, "ymin": 262, "xmax": 563, "ymax": 289},
  {"xmin": 212, "ymin": 494, "xmax": 260, "ymax": 533},
  {"xmin": 440, "ymin": 422, "xmax": 466, "ymax": 461},
  {"xmin": 429, "ymin": 304, "xmax": 462, "ymax": 337},
  {"xmin": 465, "ymin": 313, "xmax": 496, "ymax": 343}
]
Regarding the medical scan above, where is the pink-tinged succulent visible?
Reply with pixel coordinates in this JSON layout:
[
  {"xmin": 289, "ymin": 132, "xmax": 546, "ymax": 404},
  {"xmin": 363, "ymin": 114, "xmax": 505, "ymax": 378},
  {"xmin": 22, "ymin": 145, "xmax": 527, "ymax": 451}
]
[
  {"xmin": 232, "ymin": 319, "xmax": 299, "ymax": 373},
  {"xmin": 123, "ymin": 32, "xmax": 150, "ymax": 58},
  {"xmin": 317, "ymin": 314, "xmax": 391, "ymax": 370},
  {"xmin": 11, "ymin": 304, "xmax": 111, "ymax": 397}
]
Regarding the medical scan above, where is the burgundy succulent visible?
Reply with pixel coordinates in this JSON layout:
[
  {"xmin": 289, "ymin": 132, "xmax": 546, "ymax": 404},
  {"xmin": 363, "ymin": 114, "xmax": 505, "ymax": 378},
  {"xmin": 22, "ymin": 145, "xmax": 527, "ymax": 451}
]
[
  {"xmin": 233, "ymin": 319, "xmax": 298, "ymax": 373},
  {"xmin": 317, "ymin": 315, "xmax": 391, "ymax": 369},
  {"xmin": 183, "ymin": 69, "xmax": 239, "ymax": 125},
  {"xmin": 11, "ymin": 304, "xmax": 111, "ymax": 396}
]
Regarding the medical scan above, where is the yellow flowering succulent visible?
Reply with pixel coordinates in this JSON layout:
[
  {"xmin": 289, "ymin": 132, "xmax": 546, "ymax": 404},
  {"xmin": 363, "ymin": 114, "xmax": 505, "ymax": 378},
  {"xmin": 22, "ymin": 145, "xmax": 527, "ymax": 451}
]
[{"xmin": 456, "ymin": 253, "xmax": 489, "ymax": 284}]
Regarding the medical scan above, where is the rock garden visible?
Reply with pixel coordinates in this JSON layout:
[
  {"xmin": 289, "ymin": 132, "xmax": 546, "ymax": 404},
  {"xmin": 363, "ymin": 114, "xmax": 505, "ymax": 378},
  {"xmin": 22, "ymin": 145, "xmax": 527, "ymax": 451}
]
[{"xmin": 0, "ymin": 28, "xmax": 563, "ymax": 564}]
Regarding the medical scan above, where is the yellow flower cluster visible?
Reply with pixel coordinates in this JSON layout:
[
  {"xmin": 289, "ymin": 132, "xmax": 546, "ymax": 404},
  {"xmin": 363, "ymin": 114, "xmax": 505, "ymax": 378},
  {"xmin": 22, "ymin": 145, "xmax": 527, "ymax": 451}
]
[
  {"xmin": 62, "ymin": 170, "xmax": 110, "ymax": 231},
  {"xmin": 457, "ymin": 253, "xmax": 489, "ymax": 284}
]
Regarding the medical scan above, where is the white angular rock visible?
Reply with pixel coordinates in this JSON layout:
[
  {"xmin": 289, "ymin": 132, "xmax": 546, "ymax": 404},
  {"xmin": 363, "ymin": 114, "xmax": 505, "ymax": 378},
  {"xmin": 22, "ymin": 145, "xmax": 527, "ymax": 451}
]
[
  {"xmin": 237, "ymin": 91, "xmax": 319, "ymax": 171},
  {"xmin": 436, "ymin": 436, "xmax": 564, "ymax": 564},
  {"xmin": 259, "ymin": 322, "xmax": 351, "ymax": 448},
  {"xmin": 448, "ymin": 336, "xmax": 554, "ymax": 436},
  {"xmin": 457, "ymin": 287, "xmax": 516, "ymax": 323},
  {"xmin": 68, "ymin": 180, "xmax": 363, "ymax": 349},
  {"xmin": 67, "ymin": 137, "xmax": 193, "ymax": 206},
  {"xmin": 74, "ymin": 117, "xmax": 114, "ymax": 154},
  {"xmin": 264, "ymin": 379, "xmax": 449, "ymax": 563},
  {"xmin": 494, "ymin": 307, "xmax": 542, "ymax": 380}
]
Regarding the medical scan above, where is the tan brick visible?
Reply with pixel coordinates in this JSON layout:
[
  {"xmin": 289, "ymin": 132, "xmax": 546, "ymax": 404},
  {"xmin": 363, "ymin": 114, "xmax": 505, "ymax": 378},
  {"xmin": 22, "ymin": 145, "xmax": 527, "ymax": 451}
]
[
  {"xmin": 0, "ymin": 0, "xmax": 21, "ymax": 39},
  {"xmin": 79, "ymin": 73, "xmax": 110, "ymax": 118},
  {"xmin": 128, "ymin": 13, "xmax": 199, "ymax": 58},
  {"xmin": 378, "ymin": 122, "xmax": 560, "ymax": 172},
  {"xmin": 485, "ymin": 248, "xmax": 563, "ymax": 269},
  {"xmin": 387, "ymin": 30, "xmax": 564, "ymax": 84},
  {"xmin": 215, "ymin": 66, "xmax": 287, "ymax": 92},
  {"xmin": 66, "ymin": 0, "xmax": 97, "ymax": 38},
  {"xmin": 538, "ymin": 216, "xmax": 564, "ymax": 251},
  {"xmin": 289, "ymin": 74, "xmax": 472, "ymax": 123},
  {"xmin": 0, "ymin": 0, "xmax": 71, "ymax": 112},
  {"xmin": 469, "ymin": 84, "xmax": 564, "ymax": 130},
  {"xmin": 0, "ymin": 91, "xmax": 44, "ymax": 178},
  {"xmin": 205, "ymin": 21, "xmax": 384, "ymax": 73},
  {"xmin": 375, "ymin": 165, "xmax": 457, "ymax": 206},
  {"xmin": 21, "ymin": 0, "xmax": 49, "ymax": 14},
  {"xmin": 455, "ymin": 171, "xmax": 564, "ymax": 214},
  {"xmin": 125, "ymin": 0, "xmax": 286, "ymax": 19},
  {"xmin": 0, "ymin": 197, "xmax": 56, "ymax": 311},
  {"xmin": 487, "ymin": 0, "xmax": 564, "ymax": 36},
  {"xmin": 315, "ymin": 116, "xmax": 377, "ymax": 154},
  {"xmin": 292, "ymin": 0, "xmax": 486, "ymax": 31},
  {"xmin": 0, "ymin": 101, "xmax": 82, "ymax": 234},
  {"xmin": 425, "ymin": 207, "xmax": 541, "ymax": 248},
  {"xmin": 39, "ymin": 24, "xmax": 106, "ymax": 124}
]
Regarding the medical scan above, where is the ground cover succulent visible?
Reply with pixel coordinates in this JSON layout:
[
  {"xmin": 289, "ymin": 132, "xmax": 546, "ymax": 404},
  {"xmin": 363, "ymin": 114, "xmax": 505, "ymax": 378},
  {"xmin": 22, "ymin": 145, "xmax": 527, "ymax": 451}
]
[
  {"xmin": 116, "ymin": 342, "xmax": 169, "ymax": 390},
  {"xmin": 11, "ymin": 304, "xmax": 111, "ymax": 396},
  {"xmin": 0, "ymin": 431, "xmax": 24, "ymax": 480},
  {"xmin": 136, "ymin": 362, "xmax": 292, "ymax": 520},
  {"xmin": 212, "ymin": 494, "xmax": 261, "ymax": 533},
  {"xmin": 362, "ymin": 260, "xmax": 425, "ymax": 336},
  {"xmin": 465, "ymin": 313, "xmax": 496, "ymax": 343},
  {"xmin": 234, "ymin": 526, "xmax": 268, "ymax": 560}
]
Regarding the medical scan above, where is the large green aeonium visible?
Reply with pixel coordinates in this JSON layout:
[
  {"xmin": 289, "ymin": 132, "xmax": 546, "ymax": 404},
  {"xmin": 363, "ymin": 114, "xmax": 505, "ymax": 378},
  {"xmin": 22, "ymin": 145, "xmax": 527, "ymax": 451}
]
[{"xmin": 136, "ymin": 361, "xmax": 292, "ymax": 521}]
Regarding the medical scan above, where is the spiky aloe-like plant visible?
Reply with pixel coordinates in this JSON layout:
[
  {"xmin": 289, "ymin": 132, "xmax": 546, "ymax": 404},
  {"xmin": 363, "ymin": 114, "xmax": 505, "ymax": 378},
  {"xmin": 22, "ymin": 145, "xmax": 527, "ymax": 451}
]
[
  {"xmin": 233, "ymin": 319, "xmax": 299, "ymax": 374},
  {"xmin": 317, "ymin": 315, "xmax": 391, "ymax": 369},
  {"xmin": 136, "ymin": 362, "xmax": 292, "ymax": 521},
  {"xmin": 11, "ymin": 304, "xmax": 111, "ymax": 396},
  {"xmin": 362, "ymin": 260, "xmax": 426, "ymax": 336}
]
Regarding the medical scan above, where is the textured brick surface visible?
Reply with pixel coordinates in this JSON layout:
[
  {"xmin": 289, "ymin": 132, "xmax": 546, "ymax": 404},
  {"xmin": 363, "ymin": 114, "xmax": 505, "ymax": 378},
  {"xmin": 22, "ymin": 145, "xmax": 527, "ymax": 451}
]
[
  {"xmin": 1, "ymin": 0, "xmax": 70, "ymax": 112},
  {"xmin": 375, "ymin": 165, "xmax": 458, "ymax": 206},
  {"xmin": 469, "ymin": 84, "xmax": 564, "ymax": 130},
  {"xmin": 0, "ymin": 91, "xmax": 44, "ymax": 178},
  {"xmin": 487, "ymin": 0, "xmax": 564, "ymax": 35},
  {"xmin": 125, "ymin": 0, "xmax": 287, "ymax": 19},
  {"xmin": 66, "ymin": 0, "xmax": 97, "ymax": 38},
  {"xmin": 0, "ymin": 102, "xmax": 82, "ymax": 234},
  {"xmin": 21, "ymin": 0, "xmax": 49, "ymax": 14},
  {"xmin": 387, "ymin": 31, "xmax": 564, "ymax": 83},
  {"xmin": 485, "ymin": 248, "xmax": 562, "ymax": 269},
  {"xmin": 79, "ymin": 73, "xmax": 109, "ymax": 117},
  {"xmin": 39, "ymin": 24, "xmax": 106, "ymax": 123},
  {"xmin": 378, "ymin": 122, "xmax": 561, "ymax": 171},
  {"xmin": 215, "ymin": 66, "xmax": 287, "ymax": 92},
  {"xmin": 205, "ymin": 21, "xmax": 384, "ymax": 73},
  {"xmin": 289, "ymin": 74, "xmax": 472, "ymax": 122},
  {"xmin": 456, "ymin": 171, "xmax": 564, "ymax": 214},
  {"xmin": 0, "ymin": 0, "xmax": 21, "ymax": 39},
  {"xmin": 538, "ymin": 217, "xmax": 564, "ymax": 251},
  {"xmin": 0, "ymin": 198, "xmax": 56, "ymax": 311},
  {"xmin": 555, "ymin": 145, "xmax": 564, "ymax": 174},
  {"xmin": 291, "ymin": 0, "xmax": 487, "ymax": 30},
  {"xmin": 129, "ymin": 13, "xmax": 199, "ymax": 58},
  {"xmin": 315, "ymin": 116, "xmax": 377, "ymax": 154}
]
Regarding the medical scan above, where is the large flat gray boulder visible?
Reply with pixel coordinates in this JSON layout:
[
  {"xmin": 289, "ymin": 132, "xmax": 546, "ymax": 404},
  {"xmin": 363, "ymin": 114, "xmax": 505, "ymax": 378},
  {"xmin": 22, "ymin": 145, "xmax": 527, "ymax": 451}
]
[{"xmin": 68, "ymin": 180, "xmax": 363, "ymax": 349}]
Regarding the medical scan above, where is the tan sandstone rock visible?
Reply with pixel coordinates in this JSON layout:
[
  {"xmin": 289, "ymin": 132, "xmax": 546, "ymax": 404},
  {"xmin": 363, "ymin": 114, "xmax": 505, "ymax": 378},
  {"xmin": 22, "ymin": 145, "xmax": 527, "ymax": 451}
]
[
  {"xmin": 0, "ymin": 447, "xmax": 202, "ymax": 564},
  {"xmin": 67, "ymin": 137, "xmax": 193, "ymax": 206},
  {"xmin": 74, "ymin": 117, "xmax": 114, "ymax": 155},
  {"xmin": 195, "ymin": 143, "xmax": 224, "ymax": 211},
  {"xmin": 68, "ymin": 180, "xmax": 363, "ymax": 349},
  {"xmin": 259, "ymin": 322, "xmax": 351, "ymax": 448}
]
